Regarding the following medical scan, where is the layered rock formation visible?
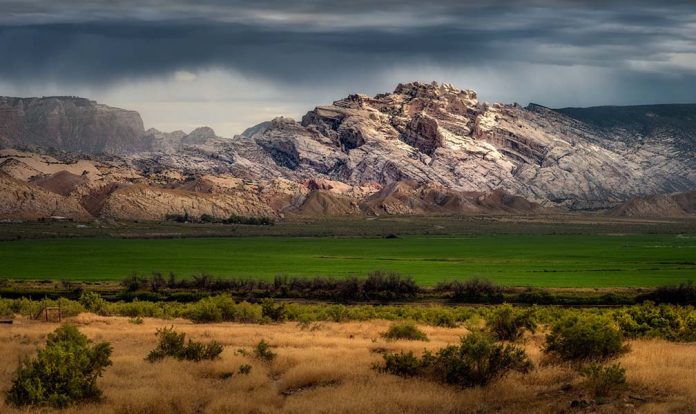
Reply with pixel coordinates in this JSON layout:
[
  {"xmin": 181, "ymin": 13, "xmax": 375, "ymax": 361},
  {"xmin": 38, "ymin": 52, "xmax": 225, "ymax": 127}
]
[
  {"xmin": 230, "ymin": 82, "xmax": 695, "ymax": 210},
  {"xmin": 0, "ymin": 172, "xmax": 91, "ymax": 220},
  {"xmin": 0, "ymin": 82, "xmax": 694, "ymax": 221}
]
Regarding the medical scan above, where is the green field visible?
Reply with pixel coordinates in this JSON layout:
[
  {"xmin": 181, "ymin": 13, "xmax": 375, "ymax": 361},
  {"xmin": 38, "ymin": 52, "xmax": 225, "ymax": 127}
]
[{"xmin": 0, "ymin": 234, "xmax": 695, "ymax": 287}]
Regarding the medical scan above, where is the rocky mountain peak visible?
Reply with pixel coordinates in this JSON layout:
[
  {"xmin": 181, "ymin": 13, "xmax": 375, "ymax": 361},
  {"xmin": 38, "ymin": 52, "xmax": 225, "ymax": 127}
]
[
  {"xmin": 392, "ymin": 81, "xmax": 477, "ymax": 100},
  {"xmin": 182, "ymin": 127, "xmax": 219, "ymax": 145}
]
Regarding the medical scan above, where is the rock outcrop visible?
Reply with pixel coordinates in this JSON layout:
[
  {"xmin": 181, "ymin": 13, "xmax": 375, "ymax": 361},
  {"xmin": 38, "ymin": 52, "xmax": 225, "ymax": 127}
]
[
  {"xmin": 236, "ymin": 82, "xmax": 695, "ymax": 210},
  {"xmin": 98, "ymin": 184, "xmax": 275, "ymax": 221},
  {"xmin": 0, "ymin": 82, "xmax": 694, "ymax": 221},
  {"xmin": 0, "ymin": 172, "xmax": 91, "ymax": 220}
]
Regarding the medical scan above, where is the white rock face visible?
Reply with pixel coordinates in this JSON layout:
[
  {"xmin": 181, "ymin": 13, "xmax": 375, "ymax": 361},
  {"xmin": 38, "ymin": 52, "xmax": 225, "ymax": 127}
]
[{"xmin": 227, "ymin": 82, "xmax": 695, "ymax": 209}]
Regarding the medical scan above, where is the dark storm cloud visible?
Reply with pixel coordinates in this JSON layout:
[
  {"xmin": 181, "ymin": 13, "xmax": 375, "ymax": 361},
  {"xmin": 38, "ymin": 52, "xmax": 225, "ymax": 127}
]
[{"xmin": 0, "ymin": 0, "xmax": 695, "ymax": 106}]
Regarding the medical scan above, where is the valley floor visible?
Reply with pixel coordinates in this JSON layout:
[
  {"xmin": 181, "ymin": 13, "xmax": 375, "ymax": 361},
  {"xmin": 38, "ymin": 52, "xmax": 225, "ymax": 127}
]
[
  {"xmin": 1, "ymin": 315, "xmax": 695, "ymax": 413},
  {"xmin": 1, "ymin": 231, "xmax": 695, "ymax": 287}
]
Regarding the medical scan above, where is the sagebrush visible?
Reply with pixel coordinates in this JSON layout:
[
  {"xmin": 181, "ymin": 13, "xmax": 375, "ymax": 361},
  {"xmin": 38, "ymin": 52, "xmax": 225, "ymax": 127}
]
[
  {"xmin": 146, "ymin": 326, "xmax": 223, "ymax": 362},
  {"xmin": 6, "ymin": 325, "xmax": 112, "ymax": 408}
]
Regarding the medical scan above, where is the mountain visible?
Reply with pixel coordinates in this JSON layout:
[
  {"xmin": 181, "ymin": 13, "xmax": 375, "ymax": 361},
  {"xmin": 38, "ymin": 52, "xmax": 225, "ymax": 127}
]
[
  {"xmin": 0, "ymin": 82, "xmax": 694, "ymax": 221},
  {"xmin": 229, "ymin": 82, "xmax": 695, "ymax": 209},
  {"xmin": 555, "ymin": 103, "xmax": 696, "ymax": 154},
  {"xmin": 0, "ymin": 96, "xmax": 147, "ymax": 154}
]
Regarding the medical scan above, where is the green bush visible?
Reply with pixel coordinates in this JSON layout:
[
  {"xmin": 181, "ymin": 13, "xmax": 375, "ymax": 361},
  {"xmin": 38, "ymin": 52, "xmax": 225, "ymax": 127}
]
[
  {"xmin": 56, "ymin": 298, "xmax": 85, "ymax": 317},
  {"xmin": 378, "ymin": 351, "xmax": 427, "ymax": 376},
  {"xmin": 185, "ymin": 295, "xmax": 235, "ymax": 323},
  {"xmin": 184, "ymin": 295, "xmax": 259, "ymax": 323},
  {"xmin": 545, "ymin": 315, "xmax": 625, "ymax": 361},
  {"xmin": 581, "ymin": 363, "xmax": 627, "ymax": 397},
  {"xmin": 254, "ymin": 340, "xmax": 276, "ymax": 362},
  {"xmin": 382, "ymin": 321, "xmax": 429, "ymax": 341},
  {"xmin": 185, "ymin": 297, "xmax": 223, "ymax": 323},
  {"xmin": 6, "ymin": 325, "xmax": 112, "ymax": 408},
  {"xmin": 431, "ymin": 332, "xmax": 533, "ymax": 387},
  {"xmin": 429, "ymin": 311, "xmax": 459, "ymax": 328},
  {"xmin": 261, "ymin": 299, "xmax": 287, "ymax": 322},
  {"xmin": 146, "ymin": 326, "xmax": 223, "ymax": 362},
  {"xmin": 235, "ymin": 301, "xmax": 263, "ymax": 323},
  {"xmin": 683, "ymin": 311, "xmax": 696, "ymax": 341},
  {"xmin": 0, "ymin": 298, "xmax": 15, "ymax": 319},
  {"xmin": 377, "ymin": 332, "xmax": 532, "ymax": 387},
  {"xmin": 487, "ymin": 304, "xmax": 536, "ymax": 341},
  {"xmin": 79, "ymin": 291, "xmax": 108, "ymax": 315},
  {"xmin": 613, "ymin": 302, "xmax": 683, "ymax": 340}
]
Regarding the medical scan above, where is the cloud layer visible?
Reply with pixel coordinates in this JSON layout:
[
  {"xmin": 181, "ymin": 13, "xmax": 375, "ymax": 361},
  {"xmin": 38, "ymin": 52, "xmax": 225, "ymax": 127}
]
[{"xmin": 1, "ymin": 1, "xmax": 695, "ymax": 135}]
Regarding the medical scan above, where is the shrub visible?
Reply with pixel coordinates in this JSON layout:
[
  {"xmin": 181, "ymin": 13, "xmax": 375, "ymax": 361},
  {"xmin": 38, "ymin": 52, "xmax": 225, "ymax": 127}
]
[
  {"xmin": 429, "ymin": 311, "xmax": 459, "ymax": 328},
  {"xmin": 378, "ymin": 351, "xmax": 427, "ymax": 376},
  {"xmin": 129, "ymin": 316, "xmax": 144, "ymax": 325},
  {"xmin": 377, "ymin": 332, "xmax": 532, "ymax": 388},
  {"xmin": 545, "ymin": 315, "xmax": 625, "ymax": 361},
  {"xmin": 185, "ymin": 297, "xmax": 223, "ymax": 323},
  {"xmin": 431, "ymin": 332, "xmax": 533, "ymax": 387},
  {"xmin": 56, "ymin": 298, "xmax": 85, "ymax": 317},
  {"xmin": 146, "ymin": 326, "xmax": 223, "ymax": 362},
  {"xmin": 581, "ymin": 363, "xmax": 627, "ymax": 397},
  {"xmin": 165, "ymin": 212, "xmax": 190, "ymax": 223},
  {"xmin": 200, "ymin": 214, "xmax": 217, "ymax": 223},
  {"xmin": 487, "ymin": 304, "xmax": 536, "ymax": 341},
  {"xmin": 0, "ymin": 298, "xmax": 13, "ymax": 319},
  {"xmin": 683, "ymin": 312, "xmax": 696, "ymax": 341},
  {"xmin": 79, "ymin": 291, "xmax": 107, "ymax": 315},
  {"xmin": 149, "ymin": 272, "xmax": 166, "ymax": 292},
  {"xmin": 6, "ymin": 325, "xmax": 112, "ymax": 408},
  {"xmin": 638, "ymin": 281, "xmax": 696, "ymax": 304},
  {"xmin": 261, "ymin": 299, "xmax": 287, "ymax": 322},
  {"xmin": 224, "ymin": 215, "xmax": 275, "ymax": 225},
  {"xmin": 121, "ymin": 274, "xmax": 148, "ymax": 292},
  {"xmin": 613, "ymin": 302, "xmax": 683, "ymax": 340},
  {"xmin": 79, "ymin": 292, "xmax": 106, "ymax": 314},
  {"xmin": 185, "ymin": 295, "xmax": 240, "ymax": 323},
  {"xmin": 382, "ymin": 321, "xmax": 429, "ymax": 341},
  {"xmin": 238, "ymin": 364, "xmax": 252, "ymax": 375},
  {"xmin": 437, "ymin": 277, "xmax": 504, "ymax": 303},
  {"xmin": 254, "ymin": 340, "xmax": 276, "ymax": 362}
]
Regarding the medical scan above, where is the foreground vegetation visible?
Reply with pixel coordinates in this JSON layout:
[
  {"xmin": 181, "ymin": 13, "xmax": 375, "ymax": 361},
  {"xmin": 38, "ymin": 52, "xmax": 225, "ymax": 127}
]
[
  {"xmin": 1, "ymin": 233, "xmax": 695, "ymax": 286},
  {"xmin": 1, "ymin": 315, "xmax": 695, "ymax": 413},
  {"xmin": 2, "ymin": 293, "xmax": 695, "ymax": 342}
]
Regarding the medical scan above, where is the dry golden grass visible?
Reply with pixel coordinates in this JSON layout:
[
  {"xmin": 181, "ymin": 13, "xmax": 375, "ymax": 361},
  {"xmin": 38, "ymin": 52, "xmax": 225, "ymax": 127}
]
[{"xmin": 1, "ymin": 314, "xmax": 695, "ymax": 413}]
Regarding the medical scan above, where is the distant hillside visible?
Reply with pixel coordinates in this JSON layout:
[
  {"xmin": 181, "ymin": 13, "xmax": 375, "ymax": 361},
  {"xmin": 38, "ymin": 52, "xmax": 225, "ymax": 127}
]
[
  {"xmin": 0, "ymin": 96, "xmax": 147, "ymax": 154},
  {"xmin": 554, "ymin": 103, "xmax": 696, "ymax": 152}
]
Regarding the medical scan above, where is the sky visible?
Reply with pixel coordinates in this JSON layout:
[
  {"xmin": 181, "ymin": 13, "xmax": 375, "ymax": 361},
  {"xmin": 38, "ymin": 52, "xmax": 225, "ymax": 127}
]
[{"xmin": 1, "ymin": 0, "xmax": 695, "ymax": 136}]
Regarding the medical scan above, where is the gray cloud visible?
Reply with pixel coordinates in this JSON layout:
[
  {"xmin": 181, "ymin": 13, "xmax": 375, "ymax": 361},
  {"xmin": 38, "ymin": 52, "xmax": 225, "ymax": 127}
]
[{"xmin": 0, "ymin": 0, "xmax": 695, "ymax": 135}]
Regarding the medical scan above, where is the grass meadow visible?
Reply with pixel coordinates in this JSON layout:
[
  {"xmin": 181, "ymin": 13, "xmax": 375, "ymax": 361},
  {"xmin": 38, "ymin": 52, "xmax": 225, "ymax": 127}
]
[
  {"xmin": 1, "ymin": 315, "xmax": 695, "ymax": 413},
  {"xmin": 0, "ymin": 234, "xmax": 695, "ymax": 287}
]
